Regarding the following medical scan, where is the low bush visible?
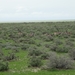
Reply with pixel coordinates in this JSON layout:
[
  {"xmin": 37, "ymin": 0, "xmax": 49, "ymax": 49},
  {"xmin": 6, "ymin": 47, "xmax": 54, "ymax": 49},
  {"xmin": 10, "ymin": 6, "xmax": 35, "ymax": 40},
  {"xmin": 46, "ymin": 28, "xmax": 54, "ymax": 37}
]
[
  {"xmin": 41, "ymin": 52, "xmax": 49, "ymax": 59},
  {"xmin": 43, "ymin": 35, "xmax": 54, "ymax": 42},
  {"xmin": 28, "ymin": 47, "xmax": 42, "ymax": 56},
  {"xmin": 28, "ymin": 39, "xmax": 35, "ymax": 44},
  {"xmin": 54, "ymin": 39, "xmax": 63, "ymax": 45},
  {"xmin": 65, "ymin": 40, "xmax": 74, "ymax": 46},
  {"xmin": 50, "ymin": 43, "xmax": 57, "ymax": 51},
  {"xmin": 0, "ymin": 50, "xmax": 4, "ymax": 60},
  {"xmin": 0, "ymin": 60, "xmax": 9, "ymax": 71},
  {"xmin": 45, "ymin": 44, "xmax": 50, "ymax": 48},
  {"xmin": 28, "ymin": 55, "xmax": 42, "ymax": 67},
  {"xmin": 20, "ymin": 44, "xmax": 29, "ymax": 50},
  {"xmin": 4, "ymin": 53, "xmax": 17, "ymax": 61},
  {"xmin": 50, "ymin": 43, "xmax": 71, "ymax": 53},
  {"xmin": 56, "ymin": 45, "xmax": 71, "ymax": 53},
  {"xmin": 68, "ymin": 49, "xmax": 75, "ymax": 60},
  {"xmin": 45, "ymin": 52, "xmax": 74, "ymax": 70}
]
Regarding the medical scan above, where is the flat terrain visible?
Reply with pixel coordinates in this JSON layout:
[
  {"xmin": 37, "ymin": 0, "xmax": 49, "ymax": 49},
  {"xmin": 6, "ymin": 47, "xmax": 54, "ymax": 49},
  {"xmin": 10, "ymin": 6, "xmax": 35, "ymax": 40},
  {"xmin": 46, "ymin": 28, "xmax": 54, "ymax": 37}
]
[{"xmin": 0, "ymin": 22, "xmax": 75, "ymax": 75}]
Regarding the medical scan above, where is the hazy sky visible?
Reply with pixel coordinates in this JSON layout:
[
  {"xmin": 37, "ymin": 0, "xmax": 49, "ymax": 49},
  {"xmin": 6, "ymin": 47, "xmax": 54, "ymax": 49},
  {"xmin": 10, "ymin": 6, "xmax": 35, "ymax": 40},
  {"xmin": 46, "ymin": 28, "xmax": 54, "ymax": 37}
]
[{"xmin": 0, "ymin": 0, "xmax": 75, "ymax": 22}]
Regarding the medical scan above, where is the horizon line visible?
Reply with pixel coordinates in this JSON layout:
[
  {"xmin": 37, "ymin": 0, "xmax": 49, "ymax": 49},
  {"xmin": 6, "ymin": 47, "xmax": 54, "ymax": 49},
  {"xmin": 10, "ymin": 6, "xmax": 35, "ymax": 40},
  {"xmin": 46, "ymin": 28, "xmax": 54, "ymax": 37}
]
[{"xmin": 0, "ymin": 19, "xmax": 75, "ymax": 23}]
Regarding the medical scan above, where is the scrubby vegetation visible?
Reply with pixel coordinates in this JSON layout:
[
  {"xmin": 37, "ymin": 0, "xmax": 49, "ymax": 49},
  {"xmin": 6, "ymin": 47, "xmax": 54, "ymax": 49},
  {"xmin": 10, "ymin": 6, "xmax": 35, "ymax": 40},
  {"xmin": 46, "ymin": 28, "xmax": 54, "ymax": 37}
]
[
  {"xmin": 46, "ymin": 52, "xmax": 74, "ymax": 70},
  {"xmin": 0, "ymin": 22, "xmax": 75, "ymax": 75}
]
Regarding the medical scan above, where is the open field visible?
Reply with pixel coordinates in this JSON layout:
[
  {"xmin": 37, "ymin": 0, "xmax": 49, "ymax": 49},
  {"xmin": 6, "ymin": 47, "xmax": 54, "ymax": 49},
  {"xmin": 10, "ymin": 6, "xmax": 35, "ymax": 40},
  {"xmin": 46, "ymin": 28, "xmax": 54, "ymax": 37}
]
[{"xmin": 0, "ymin": 22, "xmax": 75, "ymax": 75}]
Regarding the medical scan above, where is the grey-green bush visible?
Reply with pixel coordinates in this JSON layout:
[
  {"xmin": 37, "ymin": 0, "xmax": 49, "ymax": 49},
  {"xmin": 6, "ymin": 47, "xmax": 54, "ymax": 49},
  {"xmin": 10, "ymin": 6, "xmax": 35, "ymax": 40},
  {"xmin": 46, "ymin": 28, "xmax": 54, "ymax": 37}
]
[
  {"xmin": 28, "ymin": 55, "xmax": 42, "ymax": 67},
  {"xmin": 28, "ymin": 47, "xmax": 42, "ymax": 56},
  {"xmin": 68, "ymin": 49, "xmax": 75, "ymax": 60},
  {"xmin": 46, "ymin": 52, "xmax": 73, "ymax": 69},
  {"xmin": 56, "ymin": 45, "xmax": 71, "ymax": 53},
  {"xmin": 41, "ymin": 52, "xmax": 49, "ymax": 59},
  {"xmin": 0, "ymin": 60, "xmax": 9, "ymax": 71},
  {"xmin": 50, "ymin": 43, "xmax": 57, "ymax": 51},
  {"xmin": 4, "ymin": 53, "xmax": 17, "ymax": 61}
]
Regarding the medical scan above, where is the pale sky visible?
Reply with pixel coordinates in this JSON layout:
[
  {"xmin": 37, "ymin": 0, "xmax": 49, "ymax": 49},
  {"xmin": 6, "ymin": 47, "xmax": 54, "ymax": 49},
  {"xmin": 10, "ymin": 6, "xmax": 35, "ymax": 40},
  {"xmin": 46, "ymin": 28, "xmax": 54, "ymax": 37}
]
[{"xmin": 0, "ymin": 0, "xmax": 75, "ymax": 22}]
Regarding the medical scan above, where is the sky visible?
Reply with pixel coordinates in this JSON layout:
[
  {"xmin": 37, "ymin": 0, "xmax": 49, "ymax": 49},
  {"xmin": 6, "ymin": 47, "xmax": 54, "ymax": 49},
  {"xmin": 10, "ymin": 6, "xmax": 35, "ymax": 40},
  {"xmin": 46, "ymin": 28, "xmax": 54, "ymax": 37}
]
[{"xmin": 0, "ymin": 0, "xmax": 75, "ymax": 22}]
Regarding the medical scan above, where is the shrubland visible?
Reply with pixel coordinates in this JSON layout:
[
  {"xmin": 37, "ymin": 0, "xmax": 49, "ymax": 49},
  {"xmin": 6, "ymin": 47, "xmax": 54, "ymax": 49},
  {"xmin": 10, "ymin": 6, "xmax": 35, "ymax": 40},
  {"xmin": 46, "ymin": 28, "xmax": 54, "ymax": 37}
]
[{"xmin": 0, "ymin": 22, "xmax": 75, "ymax": 75}]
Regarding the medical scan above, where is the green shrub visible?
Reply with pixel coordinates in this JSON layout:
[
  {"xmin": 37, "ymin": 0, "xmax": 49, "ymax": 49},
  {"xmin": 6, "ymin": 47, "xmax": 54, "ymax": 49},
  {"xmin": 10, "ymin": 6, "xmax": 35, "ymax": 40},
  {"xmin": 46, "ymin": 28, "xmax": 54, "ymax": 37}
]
[
  {"xmin": 46, "ymin": 52, "xmax": 73, "ymax": 70},
  {"xmin": 56, "ymin": 45, "xmax": 71, "ymax": 53},
  {"xmin": 28, "ymin": 39, "xmax": 35, "ymax": 44},
  {"xmin": 65, "ymin": 39, "xmax": 74, "ymax": 46},
  {"xmin": 28, "ymin": 47, "xmax": 42, "ymax": 56},
  {"xmin": 50, "ymin": 43, "xmax": 71, "ymax": 53},
  {"xmin": 68, "ymin": 49, "xmax": 75, "ymax": 60},
  {"xmin": 20, "ymin": 44, "xmax": 29, "ymax": 50},
  {"xmin": 43, "ymin": 35, "xmax": 54, "ymax": 42},
  {"xmin": 28, "ymin": 55, "xmax": 42, "ymax": 67},
  {"xmin": 4, "ymin": 53, "xmax": 17, "ymax": 61},
  {"xmin": 0, "ymin": 50, "xmax": 4, "ymax": 60},
  {"xmin": 45, "ymin": 44, "xmax": 50, "ymax": 48},
  {"xmin": 41, "ymin": 52, "xmax": 49, "ymax": 59},
  {"xmin": 63, "ymin": 34, "xmax": 69, "ymax": 38},
  {"xmin": 54, "ymin": 39, "xmax": 63, "ymax": 45},
  {"xmin": 0, "ymin": 60, "xmax": 9, "ymax": 71},
  {"xmin": 18, "ymin": 37, "xmax": 26, "ymax": 42},
  {"xmin": 11, "ymin": 46, "xmax": 20, "ymax": 53},
  {"xmin": 36, "ymin": 43, "xmax": 41, "ymax": 47},
  {"xmin": 50, "ymin": 43, "xmax": 57, "ymax": 51}
]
